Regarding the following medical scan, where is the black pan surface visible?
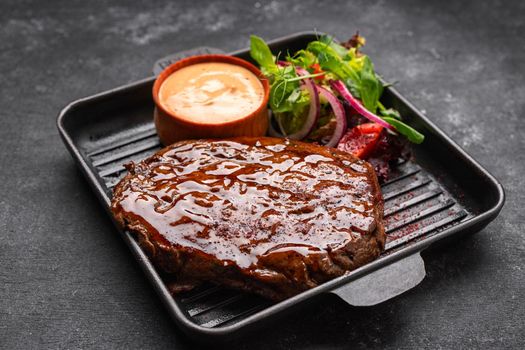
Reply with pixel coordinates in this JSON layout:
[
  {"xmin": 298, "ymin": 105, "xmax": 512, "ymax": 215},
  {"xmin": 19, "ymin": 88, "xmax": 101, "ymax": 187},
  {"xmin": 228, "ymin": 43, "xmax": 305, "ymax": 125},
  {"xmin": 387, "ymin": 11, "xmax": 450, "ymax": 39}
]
[{"xmin": 57, "ymin": 32, "xmax": 504, "ymax": 341}]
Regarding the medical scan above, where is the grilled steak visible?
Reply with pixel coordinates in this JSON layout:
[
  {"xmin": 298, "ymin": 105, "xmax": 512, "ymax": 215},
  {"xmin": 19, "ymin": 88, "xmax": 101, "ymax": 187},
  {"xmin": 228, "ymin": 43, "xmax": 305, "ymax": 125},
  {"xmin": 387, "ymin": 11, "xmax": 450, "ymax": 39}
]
[{"xmin": 111, "ymin": 137, "xmax": 385, "ymax": 300}]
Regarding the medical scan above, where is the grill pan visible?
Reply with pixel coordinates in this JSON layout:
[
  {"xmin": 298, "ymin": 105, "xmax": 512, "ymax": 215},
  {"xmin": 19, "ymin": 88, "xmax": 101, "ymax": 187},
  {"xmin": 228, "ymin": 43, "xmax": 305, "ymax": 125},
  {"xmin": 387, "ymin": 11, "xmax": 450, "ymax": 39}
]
[{"xmin": 57, "ymin": 32, "xmax": 504, "ymax": 341}]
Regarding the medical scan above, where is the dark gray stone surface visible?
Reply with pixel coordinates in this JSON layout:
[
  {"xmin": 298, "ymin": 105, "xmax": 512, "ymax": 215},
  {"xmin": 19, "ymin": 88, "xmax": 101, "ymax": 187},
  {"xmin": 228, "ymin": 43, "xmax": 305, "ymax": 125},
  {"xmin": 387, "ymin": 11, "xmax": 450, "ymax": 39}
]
[{"xmin": 1, "ymin": 0, "xmax": 523, "ymax": 348}]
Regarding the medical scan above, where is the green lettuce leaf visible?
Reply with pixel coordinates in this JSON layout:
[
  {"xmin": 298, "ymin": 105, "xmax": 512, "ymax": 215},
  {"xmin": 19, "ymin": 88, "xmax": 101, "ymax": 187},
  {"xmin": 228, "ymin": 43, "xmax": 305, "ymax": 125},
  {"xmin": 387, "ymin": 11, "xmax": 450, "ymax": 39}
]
[
  {"xmin": 250, "ymin": 35, "xmax": 278, "ymax": 76},
  {"xmin": 382, "ymin": 117, "xmax": 425, "ymax": 144}
]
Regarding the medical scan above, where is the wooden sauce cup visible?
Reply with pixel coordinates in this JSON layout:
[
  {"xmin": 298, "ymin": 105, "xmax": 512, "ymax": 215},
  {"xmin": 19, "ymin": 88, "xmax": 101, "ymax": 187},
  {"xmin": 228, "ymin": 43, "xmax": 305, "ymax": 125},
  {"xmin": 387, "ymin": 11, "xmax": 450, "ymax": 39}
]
[{"xmin": 152, "ymin": 55, "xmax": 270, "ymax": 145}]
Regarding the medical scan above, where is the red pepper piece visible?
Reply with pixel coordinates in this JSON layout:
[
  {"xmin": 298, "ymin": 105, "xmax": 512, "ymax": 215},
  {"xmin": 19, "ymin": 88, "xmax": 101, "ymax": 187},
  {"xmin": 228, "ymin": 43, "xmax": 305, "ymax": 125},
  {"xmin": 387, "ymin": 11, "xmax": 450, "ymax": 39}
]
[
  {"xmin": 310, "ymin": 63, "xmax": 325, "ymax": 81},
  {"xmin": 337, "ymin": 123, "xmax": 384, "ymax": 159}
]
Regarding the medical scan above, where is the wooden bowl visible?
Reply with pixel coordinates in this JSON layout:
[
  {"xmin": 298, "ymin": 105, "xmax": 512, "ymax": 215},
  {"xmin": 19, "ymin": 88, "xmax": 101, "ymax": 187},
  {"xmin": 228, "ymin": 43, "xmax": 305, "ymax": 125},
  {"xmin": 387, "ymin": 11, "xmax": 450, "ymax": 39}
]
[{"xmin": 152, "ymin": 55, "xmax": 270, "ymax": 145}]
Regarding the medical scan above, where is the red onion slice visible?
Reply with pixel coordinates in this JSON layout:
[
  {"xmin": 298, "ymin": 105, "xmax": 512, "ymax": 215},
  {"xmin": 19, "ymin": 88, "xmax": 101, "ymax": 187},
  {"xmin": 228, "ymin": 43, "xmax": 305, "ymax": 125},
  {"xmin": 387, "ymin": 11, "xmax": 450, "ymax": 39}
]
[
  {"xmin": 282, "ymin": 67, "xmax": 320, "ymax": 140},
  {"xmin": 330, "ymin": 80, "xmax": 394, "ymax": 131},
  {"xmin": 316, "ymin": 85, "xmax": 347, "ymax": 148}
]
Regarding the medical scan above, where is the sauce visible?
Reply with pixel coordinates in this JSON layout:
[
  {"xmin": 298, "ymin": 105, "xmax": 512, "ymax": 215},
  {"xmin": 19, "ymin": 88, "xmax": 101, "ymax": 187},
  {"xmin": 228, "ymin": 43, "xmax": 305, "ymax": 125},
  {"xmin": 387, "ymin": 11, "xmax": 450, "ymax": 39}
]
[
  {"xmin": 158, "ymin": 62, "xmax": 264, "ymax": 124},
  {"xmin": 112, "ymin": 138, "xmax": 380, "ymax": 269}
]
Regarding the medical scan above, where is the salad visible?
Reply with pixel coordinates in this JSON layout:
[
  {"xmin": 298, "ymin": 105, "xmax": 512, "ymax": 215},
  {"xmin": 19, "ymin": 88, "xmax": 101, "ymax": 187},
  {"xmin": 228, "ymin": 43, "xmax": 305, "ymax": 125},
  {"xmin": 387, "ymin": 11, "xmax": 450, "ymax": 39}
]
[{"xmin": 249, "ymin": 33, "xmax": 424, "ymax": 181}]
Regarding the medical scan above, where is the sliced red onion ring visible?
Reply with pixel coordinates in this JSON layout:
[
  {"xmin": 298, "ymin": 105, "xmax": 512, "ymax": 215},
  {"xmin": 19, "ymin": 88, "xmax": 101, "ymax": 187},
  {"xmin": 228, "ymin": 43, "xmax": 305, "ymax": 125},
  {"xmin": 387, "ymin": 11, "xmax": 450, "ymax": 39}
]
[
  {"xmin": 294, "ymin": 66, "xmax": 310, "ymax": 76},
  {"xmin": 278, "ymin": 66, "xmax": 319, "ymax": 140},
  {"xmin": 330, "ymin": 80, "xmax": 394, "ymax": 131},
  {"xmin": 316, "ymin": 85, "xmax": 347, "ymax": 148}
]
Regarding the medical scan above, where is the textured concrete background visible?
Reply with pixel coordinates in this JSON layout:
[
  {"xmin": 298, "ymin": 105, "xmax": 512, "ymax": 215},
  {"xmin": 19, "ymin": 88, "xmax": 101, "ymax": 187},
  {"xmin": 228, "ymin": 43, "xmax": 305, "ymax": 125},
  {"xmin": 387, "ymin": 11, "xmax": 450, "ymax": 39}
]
[{"xmin": 1, "ymin": 0, "xmax": 524, "ymax": 348}]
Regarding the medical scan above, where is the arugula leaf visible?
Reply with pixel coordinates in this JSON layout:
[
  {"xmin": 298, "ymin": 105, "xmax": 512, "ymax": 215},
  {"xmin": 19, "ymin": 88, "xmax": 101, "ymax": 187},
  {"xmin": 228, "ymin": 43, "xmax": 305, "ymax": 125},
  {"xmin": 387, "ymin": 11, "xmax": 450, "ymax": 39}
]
[
  {"xmin": 249, "ymin": 36, "xmax": 318, "ymax": 117},
  {"xmin": 347, "ymin": 48, "xmax": 366, "ymax": 72},
  {"xmin": 319, "ymin": 35, "xmax": 349, "ymax": 58},
  {"xmin": 307, "ymin": 39, "xmax": 385, "ymax": 114},
  {"xmin": 382, "ymin": 117, "xmax": 425, "ymax": 144},
  {"xmin": 359, "ymin": 57, "xmax": 382, "ymax": 113},
  {"xmin": 250, "ymin": 35, "xmax": 278, "ymax": 76},
  {"xmin": 308, "ymin": 41, "xmax": 364, "ymax": 93},
  {"xmin": 378, "ymin": 106, "xmax": 402, "ymax": 120},
  {"xmin": 307, "ymin": 41, "xmax": 341, "ymax": 61},
  {"xmin": 269, "ymin": 65, "xmax": 300, "ymax": 112},
  {"xmin": 287, "ymin": 49, "xmax": 316, "ymax": 68},
  {"xmin": 308, "ymin": 41, "xmax": 361, "ymax": 88}
]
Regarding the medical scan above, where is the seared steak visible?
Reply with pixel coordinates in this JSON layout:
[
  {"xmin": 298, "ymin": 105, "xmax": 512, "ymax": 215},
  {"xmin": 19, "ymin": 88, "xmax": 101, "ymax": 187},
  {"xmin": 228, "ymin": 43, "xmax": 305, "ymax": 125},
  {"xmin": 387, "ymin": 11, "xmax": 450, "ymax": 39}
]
[{"xmin": 111, "ymin": 137, "xmax": 385, "ymax": 300}]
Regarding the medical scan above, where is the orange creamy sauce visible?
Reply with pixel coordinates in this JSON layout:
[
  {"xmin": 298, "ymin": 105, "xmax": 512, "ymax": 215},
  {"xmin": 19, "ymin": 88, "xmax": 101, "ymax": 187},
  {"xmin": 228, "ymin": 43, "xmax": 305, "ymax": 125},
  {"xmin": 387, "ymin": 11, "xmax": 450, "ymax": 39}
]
[{"xmin": 158, "ymin": 62, "xmax": 264, "ymax": 124}]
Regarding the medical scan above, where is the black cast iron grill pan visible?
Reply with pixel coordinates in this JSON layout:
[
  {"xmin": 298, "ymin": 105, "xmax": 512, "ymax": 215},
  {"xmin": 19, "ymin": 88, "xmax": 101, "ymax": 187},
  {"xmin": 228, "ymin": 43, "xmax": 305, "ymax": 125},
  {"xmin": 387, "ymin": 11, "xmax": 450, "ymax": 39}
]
[{"xmin": 57, "ymin": 32, "xmax": 504, "ymax": 341}]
